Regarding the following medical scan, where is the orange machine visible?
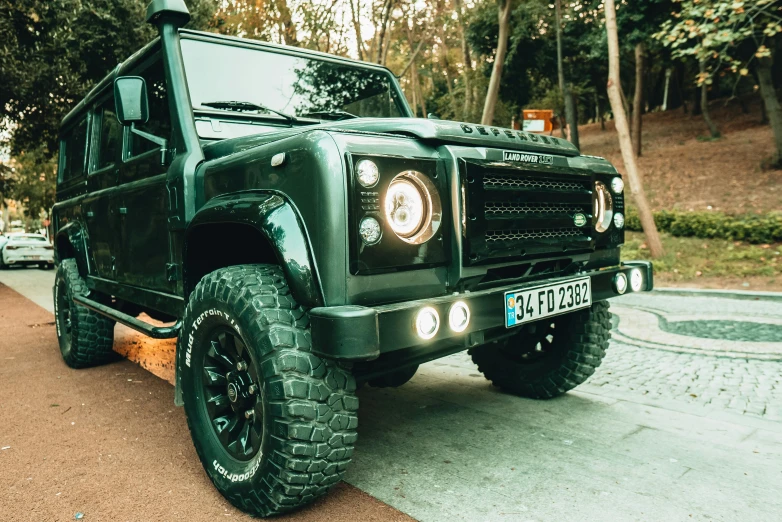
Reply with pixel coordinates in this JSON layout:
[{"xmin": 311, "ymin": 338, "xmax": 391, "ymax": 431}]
[{"xmin": 521, "ymin": 109, "xmax": 555, "ymax": 133}]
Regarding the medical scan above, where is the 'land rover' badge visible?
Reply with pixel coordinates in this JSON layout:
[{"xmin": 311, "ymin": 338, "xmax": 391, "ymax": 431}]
[{"xmin": 573, "ymin": 213, "xmax": 587, "ymax": 227}]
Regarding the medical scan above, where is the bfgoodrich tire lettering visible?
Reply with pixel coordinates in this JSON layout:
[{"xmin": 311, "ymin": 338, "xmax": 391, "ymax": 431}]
[
  {"xmin": 179, "ymin": 265, "xmax": 358, "ymax": 517},
  {"xmin": 470, "ymin": 301, "xmax": 611, "ymax": 399},
  {"xmin": 54, "ymin": 259, "xmax": 117, "ymax": 368}
]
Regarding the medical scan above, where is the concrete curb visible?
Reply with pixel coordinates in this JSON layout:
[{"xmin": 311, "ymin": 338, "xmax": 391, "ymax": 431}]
[{"xmin": 653, "ymin": 287, "xmax": 782, "ymax": 302}]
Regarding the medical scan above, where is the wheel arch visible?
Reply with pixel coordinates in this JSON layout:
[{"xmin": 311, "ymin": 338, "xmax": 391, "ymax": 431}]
[
  {"xmin": 54, "ymin": 222, "xmax": 90, "ymax": 276},
  {"xmin": 183, "ymin": 191, "xmax": 325, "ymax": 307}
]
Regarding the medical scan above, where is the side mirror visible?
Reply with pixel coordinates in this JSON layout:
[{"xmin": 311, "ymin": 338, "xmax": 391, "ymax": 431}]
[
  {"xmin": 427, "ymin": 113, "xmax": 440, "ymax": 120},
  {"xmin": 114, "ymin": 76, "xmax": 149, "ymax": 125}
]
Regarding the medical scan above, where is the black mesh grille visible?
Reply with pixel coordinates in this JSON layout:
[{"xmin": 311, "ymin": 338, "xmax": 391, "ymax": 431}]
[
  {"xmin": 485, "ymin": 201, "xmax": 584, "ymax": 217},
  {"xmin": 486, "ymin": 228, "xmax": 583, "ymax": 242},
  {"xmin": 483, "ymin": 175, "xmax": 588, "ymax": 191},
  {"xmin": 462, "ymin": 160, "xmax": 594, "ymax": 264}
]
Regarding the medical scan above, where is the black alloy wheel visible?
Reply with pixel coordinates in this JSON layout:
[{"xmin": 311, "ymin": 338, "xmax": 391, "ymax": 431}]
[
  {"xmin": 500, "ymin": 321, "xmax": 556, "ymax": 364},
  {"xmin": 200, "ymin": 328, "xmax": 264, "ymax": 461}
]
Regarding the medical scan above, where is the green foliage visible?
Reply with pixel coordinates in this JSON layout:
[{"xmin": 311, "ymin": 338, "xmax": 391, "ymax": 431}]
[
  {"xmin": 6, "ymin": 145, "xmax": 57, "ymax": 220},
  {"xmin": 655, "ymin": 0, "xmax": 781, "ymax": 84},
  {"xmin": 625, "ymin": 207, "xmax": 782, "ymax": 244}
]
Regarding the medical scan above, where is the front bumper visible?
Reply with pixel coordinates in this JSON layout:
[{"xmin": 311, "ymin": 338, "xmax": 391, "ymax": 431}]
[{"xmin": 310, "ymin": 261, "xmax": 653, "ymax": 361}]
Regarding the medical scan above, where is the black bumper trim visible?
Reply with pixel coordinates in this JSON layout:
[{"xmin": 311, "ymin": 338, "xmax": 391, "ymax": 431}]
[{"xmin": 310, "ymin": 262, "xmax": 652, "ymax": 360}]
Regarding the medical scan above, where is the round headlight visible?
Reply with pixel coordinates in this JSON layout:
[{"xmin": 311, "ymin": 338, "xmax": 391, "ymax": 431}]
[
  {"xmin": 359, "ymin": 216, "xmax": 382, "ymax": 245},
  {"xmin": 356, "ymin": 159, "xmax": 379, "ymax": 188},
  {"xmin": 611, "ymin": 177, "xmax": 624, "ymax": 194},
  {"xmin": 613, "ymin": 212, "xmax": 625, "ymax": 229},
  {"xmin": 593, "ymin": 181, "xmax": 614, "ymax": 233},
  {"xmin": 384, "ymin": 171, "xmax": 441, "ymax": 244}
]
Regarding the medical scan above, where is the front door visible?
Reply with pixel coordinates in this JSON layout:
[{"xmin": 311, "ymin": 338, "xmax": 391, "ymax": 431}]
[
  {"xmin": 115, "ymin": 53, "xmax": 173, "ymax": 293},
  {"xmin": 84, "ymin": 95, "xmax": 123, "ymax": 279}
]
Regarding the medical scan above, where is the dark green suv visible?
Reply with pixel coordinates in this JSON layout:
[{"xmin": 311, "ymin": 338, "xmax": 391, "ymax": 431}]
[{"xmin": 52, "ymin": 0, "xmax": 652, "ymax": 516}]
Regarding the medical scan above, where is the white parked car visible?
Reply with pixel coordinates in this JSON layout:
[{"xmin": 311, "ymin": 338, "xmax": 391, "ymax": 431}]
[{"xmin": 0, "ymin": 234, "xmax": 55, "ymax": 269}]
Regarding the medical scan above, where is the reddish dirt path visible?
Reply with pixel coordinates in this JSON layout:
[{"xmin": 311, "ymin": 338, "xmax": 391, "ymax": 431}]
[{"xmin": 0, "ymin": 283, "xmax": 412, "ymax": 522}]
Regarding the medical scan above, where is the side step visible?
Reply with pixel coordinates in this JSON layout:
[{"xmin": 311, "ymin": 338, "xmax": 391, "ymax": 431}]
[{"xmin": 73, "ymin": 295, "xmax": 182, "ymax": 339}]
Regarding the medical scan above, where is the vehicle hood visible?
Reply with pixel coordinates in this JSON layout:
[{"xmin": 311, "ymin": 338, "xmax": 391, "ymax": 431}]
[{"xmin": 201, "ymin": 117, "xmax": 580, "ymax": 162}]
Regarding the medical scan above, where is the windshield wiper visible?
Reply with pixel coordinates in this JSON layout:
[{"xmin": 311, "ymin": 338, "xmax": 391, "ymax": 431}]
[
  {"xmin": 300, "ymin": 109, "xmax": 358, "ymax": 121},
  {"xmin": 200, "ymin": 100, "xmax": 298, "ymax": 124}
]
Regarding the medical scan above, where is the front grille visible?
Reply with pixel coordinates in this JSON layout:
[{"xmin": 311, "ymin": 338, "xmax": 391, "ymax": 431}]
[
  {"xmin": 462, "ymin": 159, "xmax": 593, "ymax": 264},
  {"xmin": 485, "ymin": 201, "xmax": 583, "ymax": 217},
  {"xmin": 485, "ymin": 228, "xmax": 584, "ymax": 242},
  {"xmin": 483, "ymin": 175, "xmax": 587, "ymax": 192}
]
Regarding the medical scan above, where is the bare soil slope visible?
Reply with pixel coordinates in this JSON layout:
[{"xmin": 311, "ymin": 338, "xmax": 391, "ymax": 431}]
[{"xmin": 579, "ymin": 100, "xmax": 781, "ymax": 215}]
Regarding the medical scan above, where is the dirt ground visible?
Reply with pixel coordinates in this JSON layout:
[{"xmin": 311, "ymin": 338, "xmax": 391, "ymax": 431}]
[
  {"xmin": 0, "ymin": 283, "xmax": 411, "ymax": 522},
  {"xmin": 579, "ymin": 98, "xmax": 782, "ymax": 215}
]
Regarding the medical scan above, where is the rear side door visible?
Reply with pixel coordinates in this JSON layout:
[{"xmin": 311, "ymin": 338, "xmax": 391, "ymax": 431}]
[
  {"xmin": 115, "ymin": 53, "xmax": 173, "ymax": 292},
  {"xmin": 83, "ymin": 94, "xmax": 123, "ymax": 278}
]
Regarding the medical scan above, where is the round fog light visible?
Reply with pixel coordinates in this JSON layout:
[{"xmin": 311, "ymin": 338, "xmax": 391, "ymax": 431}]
[
  {"xmin": 356, "ymin": 159, "xmax": 379, "ymax": 188},
  {"xmin": 614, "ymin": 273, "xmax": 628, "ymax": 295},
  {"xmin": 359, "ymin": 216, "xmax": 382, "ymax": 245},
  {"xmin": 630, "ymin": 270, "xmax": 644, "ymax": 292},
  {"xmin": 614, "ymin": 212, "xmax": 625, "ymax": 229},
  {"xmin": 448, "ymin": 301, "xmax": 470, "ymax": 333},
  {"xmin": 415, "ymin": 307, "xmax": 440, "ymax": 340}
]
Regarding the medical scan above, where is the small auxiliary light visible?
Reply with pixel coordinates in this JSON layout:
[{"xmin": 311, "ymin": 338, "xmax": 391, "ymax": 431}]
[
  {"xmin": 415, "ymin": 307, "xmax": 440, "ymax": 340},
  {"xmin": 448, "ymin": 301, "xmax": 470, "ymax": 333},
  {"xmin": 614, "ymin": 273, "xmax": 628, "ymax": 295}
]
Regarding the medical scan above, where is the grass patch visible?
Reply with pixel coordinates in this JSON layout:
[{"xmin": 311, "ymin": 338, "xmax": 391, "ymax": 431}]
[{"xmin": 621, "ymin": 231, "xmax": 781, "ymax": 283}]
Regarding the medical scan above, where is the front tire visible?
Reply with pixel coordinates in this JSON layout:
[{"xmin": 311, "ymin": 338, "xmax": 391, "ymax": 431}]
[
  {"xmin": 54, "ymin": 259, "xmax": 117, "ymax": 368},
  {"xmin": 179, "ymin": 265, "xmax": 358, "ymax": 517},
  {"xmin": 470, "ymin": 301, "xmax": 611, "ymax": 399}
]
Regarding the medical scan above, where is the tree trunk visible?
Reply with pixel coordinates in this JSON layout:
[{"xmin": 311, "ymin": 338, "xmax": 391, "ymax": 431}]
[
  {"xmin": 631, "ymin": 42, "xmax": 644, "ymax": 157},
  {"xmin": 481, "ymin": 0, "xmax": 512, "ymax": 125},
  {"xmin": 349, "ymin": 0, "xmax": 365, "ymax": 60},
  {"xmin": 604, "ymin": 0, "xmax": 663, "ymax": 258},
  {"xmin": 565, "ymin": 87, "xmax": 579, "ymax": 149},
  {"xmin": 756, "ymin": 57, "xmax": 782, "ymax": 167},
  {"xmin": 662, "ymin": 68, "xmax": 672, "ymax": 111},
  {"xmin": 595, "ymin": 91, "xmax": 606, "ymax": 131},
  {"xmin": 454, "ymin": 0, "xmax": 473, "ymax": 121},
  {"xmin": 375, "ymin": 0, "xmax": 393, "ymax": 64},
  {"xmin": 273, "ymin": 0, "xmax": 299, "ymax": 47},
  {"xmin": 699, "ymin": 60, "xmax": 720, "ymax": 138},
  {"xmin": 555, "ymin": 0, "xmax": 577, "ymax": 145}
]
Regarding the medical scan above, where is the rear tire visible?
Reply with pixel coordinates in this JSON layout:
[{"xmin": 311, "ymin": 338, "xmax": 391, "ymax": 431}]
[
  {"xmin": 54, "ymin": 259, "xmax": 117, "ymax": 368},
  {"xmin": 179, "ymin": 265, "xmax": 358, "ymax": 517},
  {"xmin": 470, "ymin": 301, "xmax": 611, "ymax": 399}
]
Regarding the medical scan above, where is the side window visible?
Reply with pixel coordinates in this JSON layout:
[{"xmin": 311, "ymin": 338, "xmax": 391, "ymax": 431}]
[
  {"xmin": 96, "ymin": 97, "xmax": 122, "ymax": 170},
  {"xmin": 61, "ymin": 117, "xmax": 89, "ymax": 182},
  {"xmin": 130, "ymin": 58, "xmax": 171, "ymax": 157}
]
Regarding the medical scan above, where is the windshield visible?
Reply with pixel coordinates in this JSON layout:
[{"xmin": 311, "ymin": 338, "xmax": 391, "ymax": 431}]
[
  {"xmin": 12, "ymin": 235, "xmax": 47, "ymax": 242},
  {"xmin": 181, "ymin": 39, "xmax": 407, "ymax": 126}
]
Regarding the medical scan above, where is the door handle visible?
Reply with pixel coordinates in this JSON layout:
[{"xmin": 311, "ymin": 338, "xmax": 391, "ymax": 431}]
[{"xmin": 119, "ymin": 207, "xmax": 128, "ymax": 215}]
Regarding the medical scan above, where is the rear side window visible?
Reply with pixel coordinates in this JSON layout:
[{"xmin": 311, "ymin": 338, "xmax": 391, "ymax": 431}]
[
  {"xmin": 61, "ymin": 117, "xmax": 89, "ymax": 182},
  {"xmin": 96, "ymin": 98, "xmax": 122, "ymax": 170}
]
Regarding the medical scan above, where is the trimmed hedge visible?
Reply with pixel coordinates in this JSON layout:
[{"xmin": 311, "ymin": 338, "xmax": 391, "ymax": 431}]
[{"xmin": 624, "ymin": 207, "xmax": 782, "ymax": 244}]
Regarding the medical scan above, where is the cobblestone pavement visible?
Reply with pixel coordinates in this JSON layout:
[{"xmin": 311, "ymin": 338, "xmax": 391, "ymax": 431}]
[{"xmin": 585, "ymin": 292, "xmax": 782, "ymax": 420}]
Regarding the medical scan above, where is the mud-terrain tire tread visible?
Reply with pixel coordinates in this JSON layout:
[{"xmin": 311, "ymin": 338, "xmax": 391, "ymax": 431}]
[
  {"xmin": 56, "ymin": 259, "xmax": 116, "ymax": 368},
  {"xmin": 469, "ymin": 301, "xmax": 611, "ymax": 399},
  {"xmin": 181, "ymin": 265, "xmax": 358, "ymax": 517}
]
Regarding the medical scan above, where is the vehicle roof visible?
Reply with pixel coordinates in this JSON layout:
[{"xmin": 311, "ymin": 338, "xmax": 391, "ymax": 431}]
[{"xmin": 60, "ymin": 29, "xmax": 396, "ymax": 132}]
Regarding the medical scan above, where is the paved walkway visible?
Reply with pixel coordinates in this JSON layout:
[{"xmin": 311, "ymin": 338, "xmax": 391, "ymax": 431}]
[{"xmin": 2, "ymin": 268, "xmax": 781, "ymax": 521}]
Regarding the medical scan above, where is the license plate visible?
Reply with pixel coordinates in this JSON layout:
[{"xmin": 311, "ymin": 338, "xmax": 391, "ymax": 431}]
[
  {"xmin": 505, "ymin": 277, "xmax": 591, "ymax": 328},
  {"xmin": 26, "ymin": 255, "xmax": 41, "ymax": 260}
]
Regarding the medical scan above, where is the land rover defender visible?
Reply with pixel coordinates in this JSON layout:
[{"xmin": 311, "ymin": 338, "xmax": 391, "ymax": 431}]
[{"xmin": 52, "ymin": 0, "xmax": 653, "ymax": 516}]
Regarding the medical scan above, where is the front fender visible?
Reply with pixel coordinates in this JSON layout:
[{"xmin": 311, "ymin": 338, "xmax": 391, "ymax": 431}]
[{"xmin": 185, "ymin": 191, "xmax": 324, "ymax": 307}]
